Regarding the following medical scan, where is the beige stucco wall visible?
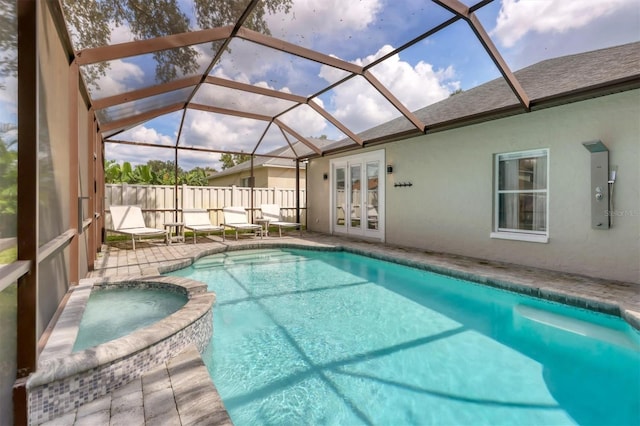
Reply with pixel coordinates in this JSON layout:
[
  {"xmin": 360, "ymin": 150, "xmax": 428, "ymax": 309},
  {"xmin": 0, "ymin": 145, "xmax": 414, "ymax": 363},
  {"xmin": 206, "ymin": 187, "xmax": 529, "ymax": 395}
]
[
  {"xmin": 266, "ymin": 167, "xmax": 306, "ymax": 188},
  {"xmin": 208, "ymin": 166, "xmax": 306, "ymax": 188},
  {"xmin": 307, "ymin": 90, "xmax": 640, "ymax": 283},
  {"xmin": 208, "ymin": 167, "xmax": 269, "ymax": 187}
]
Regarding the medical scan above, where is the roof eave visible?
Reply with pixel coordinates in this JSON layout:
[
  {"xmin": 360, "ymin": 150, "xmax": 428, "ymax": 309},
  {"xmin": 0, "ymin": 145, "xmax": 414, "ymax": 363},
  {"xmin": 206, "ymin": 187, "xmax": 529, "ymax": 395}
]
[{"xmin": 530, "ymin": 74, "xmax": 640, "ymax": 111}]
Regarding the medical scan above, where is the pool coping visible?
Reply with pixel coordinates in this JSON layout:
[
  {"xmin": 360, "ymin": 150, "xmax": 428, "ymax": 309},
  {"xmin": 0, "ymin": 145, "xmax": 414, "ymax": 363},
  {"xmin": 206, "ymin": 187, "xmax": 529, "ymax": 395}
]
[{"xmin": 27, "ymin": 275, "xmax": 215, "ymax": 425}]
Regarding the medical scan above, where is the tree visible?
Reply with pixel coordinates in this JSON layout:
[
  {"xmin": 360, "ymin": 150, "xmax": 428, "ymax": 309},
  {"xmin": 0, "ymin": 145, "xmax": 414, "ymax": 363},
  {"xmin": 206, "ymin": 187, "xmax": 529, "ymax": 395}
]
[
  {"xmin": 220, "ymin": 152, "xmax": 251, "ymax": 170},
  {"xmin": 131, "ymin": 164, "xmax": 155, "ymax": 184},
  {"xmin": 104, "ymin": 159, "xmax": 216, "ymax": 185},
  {"xmin": 62, "ymin": 0, "xmax": 293, "ymax": 89},
  {"xmin": 449, "ymin": 88, "xmax": 464, "ymax": 97},
  {"xmin": 180, "ymin": 168, "xmax": 208, "ymax": 186},
  {"xmin": 146, "ymin": 160, "xmax": 184, "ymax": 184},
  {"xmin": 104, "ymin": 159, "xmax": 123, "ymax": 183}
]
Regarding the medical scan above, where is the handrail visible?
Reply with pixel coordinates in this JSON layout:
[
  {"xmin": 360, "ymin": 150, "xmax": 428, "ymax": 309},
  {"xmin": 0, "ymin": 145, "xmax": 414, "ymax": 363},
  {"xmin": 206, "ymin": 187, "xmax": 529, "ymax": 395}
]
[
  {"xmin": 38, "ymin": 229, "xmax": 76, "ymax": 264},
  {"xmin": 0, "ymin": 261, "xmax": 31, "ymax": 292},
  {"xmin": 82, "ymin": 218, "xmax": 92, "ymax": 232},
  {"xmin": 0, "ymin": 228, "xmax": 77, "ymax": 292}
]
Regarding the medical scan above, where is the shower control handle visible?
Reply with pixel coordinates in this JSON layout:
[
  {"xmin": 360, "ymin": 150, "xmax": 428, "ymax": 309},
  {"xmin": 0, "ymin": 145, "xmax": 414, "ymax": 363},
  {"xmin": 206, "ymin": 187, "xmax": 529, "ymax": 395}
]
[{"xmin": 595, "ymin": 186, "xmax": 603, "ymax": 201}]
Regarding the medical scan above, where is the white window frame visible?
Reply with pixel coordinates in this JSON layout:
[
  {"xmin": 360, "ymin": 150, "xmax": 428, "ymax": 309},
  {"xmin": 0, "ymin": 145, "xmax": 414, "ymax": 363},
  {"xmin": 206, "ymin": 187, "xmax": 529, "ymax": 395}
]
[{"xmin": 491, "ymin": 148, "xmax": 549, "ymax": 243}]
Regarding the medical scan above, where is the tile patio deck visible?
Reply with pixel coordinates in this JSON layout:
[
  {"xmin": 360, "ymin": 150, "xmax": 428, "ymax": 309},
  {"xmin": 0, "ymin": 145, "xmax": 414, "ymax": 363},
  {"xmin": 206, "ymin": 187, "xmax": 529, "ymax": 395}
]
[{"xmin": 43, "ymin": 231, "xmax": 639, "ymax": 425}]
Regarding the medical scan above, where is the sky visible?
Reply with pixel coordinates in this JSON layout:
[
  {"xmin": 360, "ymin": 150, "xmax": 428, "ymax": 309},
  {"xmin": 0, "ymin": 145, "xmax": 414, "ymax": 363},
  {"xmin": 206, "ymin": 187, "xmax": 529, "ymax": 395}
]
[{"xmin": 1, "ymin": 0, "xmax": 639, "ymax": 171}]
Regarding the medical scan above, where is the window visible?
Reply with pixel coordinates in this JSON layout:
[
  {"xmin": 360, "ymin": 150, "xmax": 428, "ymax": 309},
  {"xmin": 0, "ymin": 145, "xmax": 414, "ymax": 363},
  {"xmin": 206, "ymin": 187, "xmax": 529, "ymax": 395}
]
[{"xmin": 492, "ymin": 149, "xmax": 549, "ymax": 243}]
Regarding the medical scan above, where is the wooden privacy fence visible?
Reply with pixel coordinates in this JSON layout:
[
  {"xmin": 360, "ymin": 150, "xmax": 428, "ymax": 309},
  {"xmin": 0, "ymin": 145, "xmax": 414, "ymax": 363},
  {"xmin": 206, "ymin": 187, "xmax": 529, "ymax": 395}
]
[{"xmin": 105, "ymin": 184, "xmax": 306, "ymax": 229}]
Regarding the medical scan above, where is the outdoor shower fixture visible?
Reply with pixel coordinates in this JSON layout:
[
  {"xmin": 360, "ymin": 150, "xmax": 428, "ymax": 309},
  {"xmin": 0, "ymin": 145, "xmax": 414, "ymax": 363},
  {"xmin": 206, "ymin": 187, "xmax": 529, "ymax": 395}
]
[{"xmin": 582, "ymin": 140, "xmax": 616, "ymax": 229}]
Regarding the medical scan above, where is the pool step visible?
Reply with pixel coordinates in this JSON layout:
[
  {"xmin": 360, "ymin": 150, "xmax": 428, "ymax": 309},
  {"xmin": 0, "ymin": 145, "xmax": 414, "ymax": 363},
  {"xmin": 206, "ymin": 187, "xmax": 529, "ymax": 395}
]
[{"xmin": 515, "ymin": 304, "xmax": 638, "ymax": 350}]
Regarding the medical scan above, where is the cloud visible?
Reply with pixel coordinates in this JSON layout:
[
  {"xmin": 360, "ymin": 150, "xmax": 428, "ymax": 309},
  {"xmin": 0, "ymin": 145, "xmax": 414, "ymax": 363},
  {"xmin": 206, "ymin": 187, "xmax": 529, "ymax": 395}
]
[
  {"xmin": 186, "ymin": 76, "xmax": 329, "ymax": 152},
  {"xmin": 118, "ymin": 125, "xmax": 175, "ymax": 146},
  {"xmin": 193, "ymin": 79, "xmax": 297, "ymax": 116},
  {"xmin": 180, "ymin": 110, "xmax": 272, "ymax": 153},
  {"xmin": 267, "ymin": 0, "xmax": 381, "ymax": 40},
  {"xmin": 278, "ymin": 100, "xmax": 328, "ymax": 138},
  {"xmin": 106, "ymin": 125, "xmax": 176, "ymax": 164},
  {"xmin": 177, "ymin": 150, "xmax": 221, "ymax": 171},
  {"xmin": 192, "ymin": 43, "xmax": 216, "ymax": 70},
  {"xmin": 86, "ymin": 59, "xmax": 145, "ymax": 99},
  {"xmin": 180, "ymin": 106, "xmax": 326, "ymax": 156},
  {"xmin": 211, "ymin": 38, "xmax": 330, "ymax": 96},
  {"xmin": 104, "ymin": 142, "xmax": 174, "ymax": 166},
  {"xmin": 210, "ymin": 0, "xmax": 383, "ymax": 94},
  {"xmin": 491, "ymin": 0, "xmax": 638, "ymax": 48},
  {"xmin": 320, "ymin": 45, "xmax": 457, "ymax": 133},
  {"xmin": 109, "ymin": 22, "xmax": 134, "ymax": 44},
  {"xmin": 105, "ymin": 123, "xmax": 220, "ymax": 170}
]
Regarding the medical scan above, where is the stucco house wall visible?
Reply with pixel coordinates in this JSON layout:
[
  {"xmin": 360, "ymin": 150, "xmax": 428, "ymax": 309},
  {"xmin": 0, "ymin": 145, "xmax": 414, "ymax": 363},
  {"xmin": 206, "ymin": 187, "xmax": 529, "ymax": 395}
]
[
  {"xmin": 207, "ymin": 167, "xmax": 305, "ymax": 188},
  {"xmin": 264, "ymin": 167, "xmax": 306, "ymax": 188},
  {"xmin": 307, "ymin": 90, "xmax": 640, "ymax": 283},
  {"xmin": 207, "ymin": 167, "xmax": 270, "ymax": 187}
]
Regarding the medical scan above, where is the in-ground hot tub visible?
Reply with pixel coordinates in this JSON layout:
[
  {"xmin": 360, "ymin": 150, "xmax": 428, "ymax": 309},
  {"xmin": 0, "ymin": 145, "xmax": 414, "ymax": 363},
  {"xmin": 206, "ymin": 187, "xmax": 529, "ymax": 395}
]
[
  {"xmin": 28, "ymin": 275, "xmax": 215, "ymax": 425},
  {"xmin": 73, "ymin": 286, "xmax": 188, "ymax": 352}
]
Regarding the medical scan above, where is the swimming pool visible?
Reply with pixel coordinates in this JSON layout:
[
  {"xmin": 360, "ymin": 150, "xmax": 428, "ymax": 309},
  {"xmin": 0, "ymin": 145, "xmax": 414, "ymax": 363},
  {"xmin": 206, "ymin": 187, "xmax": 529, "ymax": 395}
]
[{"xmin": 168, "ymin": 248, "xmax": 640, "ymax": 425}]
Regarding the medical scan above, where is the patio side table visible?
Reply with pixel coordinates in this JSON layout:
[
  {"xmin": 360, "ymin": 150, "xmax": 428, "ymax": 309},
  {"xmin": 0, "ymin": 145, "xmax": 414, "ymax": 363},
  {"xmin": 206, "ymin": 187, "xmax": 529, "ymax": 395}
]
[
  {"xmin": 254, "ymin": 218, "xmax": 270, "ymax": 237},
  {"xmin": 164, "ymin": 222, "xmax": 185, "ymax": 244}
]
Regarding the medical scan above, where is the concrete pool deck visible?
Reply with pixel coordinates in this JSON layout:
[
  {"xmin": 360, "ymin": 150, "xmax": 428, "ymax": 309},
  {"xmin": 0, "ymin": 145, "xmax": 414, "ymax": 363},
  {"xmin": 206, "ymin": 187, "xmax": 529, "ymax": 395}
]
[{"xmin": 42, "ymin": 231, "xmax": 639, "ymax": 425}]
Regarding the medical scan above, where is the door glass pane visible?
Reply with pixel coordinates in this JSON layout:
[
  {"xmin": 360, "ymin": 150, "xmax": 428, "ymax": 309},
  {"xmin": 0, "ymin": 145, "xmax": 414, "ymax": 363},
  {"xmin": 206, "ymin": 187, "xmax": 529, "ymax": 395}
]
[
  {"xmin": 367, "ymin": 162, "xmax": 379, "ymax": 230},
  {"xmin": 350, "ymin": 165, "xmax": 361, "ymax": 228},
  {"xmin": 335, "ymin": 167, "xmax": 345, "ymax": 226}
]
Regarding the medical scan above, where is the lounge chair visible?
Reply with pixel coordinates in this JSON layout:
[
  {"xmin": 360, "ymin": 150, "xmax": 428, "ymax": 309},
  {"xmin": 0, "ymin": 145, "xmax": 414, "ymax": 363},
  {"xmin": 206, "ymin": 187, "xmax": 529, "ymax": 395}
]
[
  {"xmin": 183, "ymin": 209, "xmax": 225, "ymax": 243},
  {"xmin": 222, "ymin": 207, "xmax": 263, "ymax": 240},
  {"xmin": 108, "ymin": 205, "xmax": 168, "ymax": 250},
  {"xmin": 260, "ymin": 204, "xmax": 302, "ymax": 237}
]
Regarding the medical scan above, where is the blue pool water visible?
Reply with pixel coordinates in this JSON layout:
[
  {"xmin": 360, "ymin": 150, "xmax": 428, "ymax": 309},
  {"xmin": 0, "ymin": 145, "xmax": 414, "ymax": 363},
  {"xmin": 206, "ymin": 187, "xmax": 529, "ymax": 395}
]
[
  {"xmin": 73, "ymin": 288, "xmax": 186, "ymax": 352},
  {"xmin": 168, "ymin": 249, "xmax": 640, "ymax": 425}
]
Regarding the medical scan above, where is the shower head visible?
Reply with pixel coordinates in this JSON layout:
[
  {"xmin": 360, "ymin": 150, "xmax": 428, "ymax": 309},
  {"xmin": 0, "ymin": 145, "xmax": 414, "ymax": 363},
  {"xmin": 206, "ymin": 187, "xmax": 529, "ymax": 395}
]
[{"xmin": 582, "ymin": 140, "xmax": 609, "ymax": 153}]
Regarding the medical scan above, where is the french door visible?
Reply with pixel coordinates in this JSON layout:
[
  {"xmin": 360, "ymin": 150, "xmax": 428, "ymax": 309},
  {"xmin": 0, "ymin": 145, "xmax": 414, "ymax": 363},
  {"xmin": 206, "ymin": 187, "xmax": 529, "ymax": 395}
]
[{"xmin": 331, "ymin": 150, "xmax": 385, "ymax": 241}]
